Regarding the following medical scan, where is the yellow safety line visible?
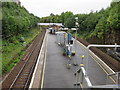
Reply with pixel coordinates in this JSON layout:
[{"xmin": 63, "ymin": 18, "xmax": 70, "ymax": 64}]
[
  {"xmin": 41, "ymin": 35, "xmax": 47, "ymax": 89},
  {"xmin": 90, "ymin": 54, "xmax": 116, "ymax": 83},
  {"xmin": 41, "ymin": 52, "xmax": 47, "ymax": 89},
  {"xmin": 78, "ymin": 42, "xmax": 116, "ymax": 84}
]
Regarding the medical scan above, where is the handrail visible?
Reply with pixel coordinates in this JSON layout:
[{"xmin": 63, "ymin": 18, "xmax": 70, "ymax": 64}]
[
  {"xmin": 74, "ymin": 67, "xmax": 92, "ymax": 88},
  {"xmin": 74, "ymin": 67, "xmax": 120, "ymax": 88}
]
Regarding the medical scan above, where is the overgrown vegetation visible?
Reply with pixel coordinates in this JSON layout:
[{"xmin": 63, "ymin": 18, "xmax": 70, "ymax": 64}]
[
  {"xmin": 41, "ymin": 1, "xmax": 120, "ymax": 45},
  {"xmin": 2, "ymin": 28, "xmax": 41, "ymax": 75},
  {"xmin": 2, "ymin": 2, "xmax": 40, "ymax": 39},
  {"xmin": 2, "ymin": 2, "xmax": 41, "ymax": 75}
]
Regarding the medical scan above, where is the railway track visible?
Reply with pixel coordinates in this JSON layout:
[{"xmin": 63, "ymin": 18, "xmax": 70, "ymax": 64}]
[{"xmin": 2, "ymin": 30, "xmax": 46, "ymax": 89}]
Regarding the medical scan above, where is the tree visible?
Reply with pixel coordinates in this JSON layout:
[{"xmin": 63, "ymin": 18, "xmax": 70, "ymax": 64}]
[{"xmin": 2, "ymin": 2, "xmax": 40, "ymax": 39}]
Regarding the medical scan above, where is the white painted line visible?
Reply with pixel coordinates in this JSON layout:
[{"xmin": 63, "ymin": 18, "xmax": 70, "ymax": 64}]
[
  {"xmin": 29, "ymin": 31, "xmax": 47, "ymax": 88},
  {"xmin": 77, "ymin": 40, "xmax": 86, "ymax": 48},
  {"xmin": 40, "ymin": 33, "xmax": 48, "ymax": 89},
  {"xmin": 90, "ymin": 54, "xmax": 116, "ymax": 83},
  {"xmin": 40, "ymin": 47, "xmax": 47, "ymax": 89},
  {"xmin": 89, "ymin": 50, "xmax": 115, "ymax": 74}
]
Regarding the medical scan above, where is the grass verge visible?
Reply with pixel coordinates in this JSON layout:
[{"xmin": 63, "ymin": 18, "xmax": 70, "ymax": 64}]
[{"xmin": 2, "ymin": 27, "xmax": 41, "ymax": 76}]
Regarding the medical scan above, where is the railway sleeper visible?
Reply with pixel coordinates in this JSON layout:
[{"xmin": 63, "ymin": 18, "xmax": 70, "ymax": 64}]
[
  {"xmin": 15, "ymin": 80, "xmax": 26, "ymax": 83},
  {"xmin": 22, "ymin": 70, "xmax": 32, "ymax": 73},
  {"xmin": 20, "ymin": 77, "xmax": 28, "ymax": 79},
  {"xmin": 22, "ymin": 73, "xmax": 29, "ymax": 76},
  {"xmin": 23, "ymin": 69, "xmax": 30, "ymax": 71},
  {"xmin": 15, "ymin": 82, "xmax": 26, "ymax": 85},
  {"xmin": 18, "ymin": 78, "xmax": 27, "ymax": 82},
  {"xmin": 22, "ymin": 71, "xmax": 30, "ymax": 73},
  {"xmin": 13, "ymin": 84, "xmax": 25, "ymax": 88}
]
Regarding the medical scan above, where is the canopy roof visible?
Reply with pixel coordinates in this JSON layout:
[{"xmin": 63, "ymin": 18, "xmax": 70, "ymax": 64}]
[{"xmin": 38, "ymin": 23, "xmax": 63, "ymax": 26}]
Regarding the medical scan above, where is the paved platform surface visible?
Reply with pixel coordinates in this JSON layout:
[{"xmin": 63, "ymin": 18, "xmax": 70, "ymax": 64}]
[{"xmin": 43, "ymin": 32, "xmax": 114, "ymax": 88}]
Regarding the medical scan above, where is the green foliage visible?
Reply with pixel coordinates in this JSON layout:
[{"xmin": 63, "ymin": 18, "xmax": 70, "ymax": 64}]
[
  {"xmin": 2, "ymin": 2, "xmax": 40, "ymax": 39},
  {"xmin": 107, "ymin": 2, "xmax": 119, "ymax": 30},
  {"xmin": 40, "ymin": 1, "xmax": 120, "ymax": 45},
  {"xmin": 40, "ymin": 11, "xmax": 74, "ymax": 27},
  {"xmin": 2, "ymin": 2, "xmax": 41, "ymax": 75},
  {"xmin": 40, "ymin": 2, "xmax": 119, "ymax": 43},
  {"xmin": 2, "ymin": 28, "xmax": 41, "ymax": 75},
  {"xmin": 64, "ymin": 13, "xmax": 75, "ymax": 28}
]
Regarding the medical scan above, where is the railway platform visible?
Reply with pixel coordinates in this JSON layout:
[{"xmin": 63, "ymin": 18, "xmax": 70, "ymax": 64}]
[{"xmin": 30, "ymin": 30, "xmax": 118, "ymax": 88}]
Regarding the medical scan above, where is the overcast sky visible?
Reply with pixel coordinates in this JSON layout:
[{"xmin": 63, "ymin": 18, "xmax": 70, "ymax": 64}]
[{"xmin": 20, "ymin": 0, "xmax": 112, "ymax": 18}]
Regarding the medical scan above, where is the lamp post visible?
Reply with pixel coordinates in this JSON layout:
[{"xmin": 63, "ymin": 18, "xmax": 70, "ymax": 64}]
[
  {"xmin": 75, "ymin": 17, "xmax": 79, "ymax": 53},
  {"xmin": 74, "ymin": 17, "xmax": 79, "ymax": 65},
  {"xmin": 75, "ymin": 17, "xmax": 79, "ymax": 43}
]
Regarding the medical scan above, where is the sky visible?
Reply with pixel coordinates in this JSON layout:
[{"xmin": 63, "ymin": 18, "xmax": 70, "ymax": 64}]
[{"xmin": 20, "ymin": 0, "xmax": 112, "ymax": 18}]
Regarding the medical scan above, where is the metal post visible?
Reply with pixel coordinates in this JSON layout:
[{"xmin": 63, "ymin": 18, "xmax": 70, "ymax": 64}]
[
  {"xmin": 106, "ymin": 74, "xmax": 109, "ymax": 85},
  {"xmin": 75, "ymin": 17, "xmax": 78, "ymax": 54},
  {"xmin": 117, "ymin": 72, "xmax": 119, "ymax": 85},
  {"xmin": 86, "ymin": 48, "xmax": 89, "ymax": 76},
  {"xmin": 74, "ymin": 28, "xmax": 77, "ymax": 65},
  {"xmin": 116, "ymin": 72, "xmax": 120, "ymax": 88},
  {"xmin": 75, "ymin": 27, "xmax": 77, "ymax": 53},
  {"xmin": 115, "ymin": 43, "xmax": 117, "ymax": 51},
  {"xmin": 74, "ymin": 17, "xmax": 79, "ymax": 65},
  {"xmin": 118, "ymin": 72, "xmax": 120, "ymax": 88}
]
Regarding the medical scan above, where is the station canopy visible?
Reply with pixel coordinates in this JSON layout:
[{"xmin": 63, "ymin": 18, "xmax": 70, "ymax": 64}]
[{"xmin": 38, "ymin": 23, "xmax": 63, "ymax": 26}]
